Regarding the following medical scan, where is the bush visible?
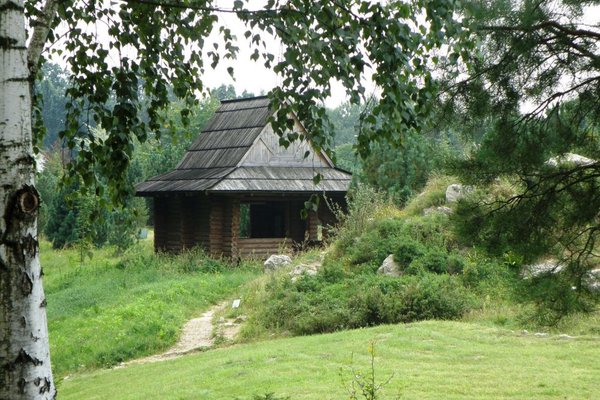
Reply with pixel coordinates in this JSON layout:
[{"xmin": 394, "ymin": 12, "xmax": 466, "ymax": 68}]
[
  {"xmin": 393, "ymin": 239, "xmax": 426, "ymax": 267},
  {"xmin": 406, "ymin": 250, "xmax": 448, "ymax": 274},
  {"xmin": 253, "ymin": 273, "xmax": 475, "ymax": 335},
  {"xmin": 332, "ymin": 185, "xmax": 398, "ymax": 253}
]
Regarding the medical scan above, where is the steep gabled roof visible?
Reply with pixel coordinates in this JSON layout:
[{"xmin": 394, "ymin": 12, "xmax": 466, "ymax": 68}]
[
  {"xmin": 135, "ymin": 96, "xmax": 351, "ymax": 196},
  {"xmin": 177, "ymin": 96, "xmax": 271, "ymax": 169}
]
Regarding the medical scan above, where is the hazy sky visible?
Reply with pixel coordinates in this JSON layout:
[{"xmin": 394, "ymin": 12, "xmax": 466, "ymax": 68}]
[{"xmin": 188, "ymin": 0, "xmax": 353, "ymax": 106}]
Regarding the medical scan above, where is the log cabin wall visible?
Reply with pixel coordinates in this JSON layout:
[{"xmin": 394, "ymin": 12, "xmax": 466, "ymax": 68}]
[
  {"xmin": 287, "ymin": 200, "xmax": 307, "ymax": 242},
  {"xmin": 307, "ymin": 210, "xmax": 320, "ymax": 241},
  {"xmin": 154, "ymin": 196, "xmax": 183, "ymax": 252},
  {"xmin": 154, "ymin": 193, "xmax": 347, "ymax": 257},
  {"xmin": 208, "ymin": 197, "xmax": 224, "ymax": 256},
  {"xmin": 237, "ymin": 238, "xmax": 290, "ymax": 258},
  {"xmin": 181, "ymin": 195, "xmax": 210, "ymax": 251},
  {"xmin": 221, "ymin": 197, "xmax": 240, "ymax": 258}
]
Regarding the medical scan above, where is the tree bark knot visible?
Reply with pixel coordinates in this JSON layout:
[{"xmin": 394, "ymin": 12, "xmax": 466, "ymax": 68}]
[
  {"xmin": 3, "ymin": 185, "xmax": 40, "ymax": 233},
  {"xmin": 15, "ymin": 186, "xmax": 39, "ymax": 216}
]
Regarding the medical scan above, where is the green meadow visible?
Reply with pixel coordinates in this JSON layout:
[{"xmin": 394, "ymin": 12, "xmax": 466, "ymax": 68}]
[
  {"xmin": 42, "ymin": 239, "xmax": 260, "ymax": 378},
  {"xmin": 58, "ymin": 321, "xmax": 600, "ymax": 400}
]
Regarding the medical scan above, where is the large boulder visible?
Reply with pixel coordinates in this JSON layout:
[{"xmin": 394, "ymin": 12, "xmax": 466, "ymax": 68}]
[
  {"xmin": 445, "ymin": 184, "xmax": 472, "ymax": 203},
  {"xmin": 377, "ymin": 254, "xmax": 401, "ymax": 277},
  {"xmin": 264, "ymin": 254, "xmax": 292, "ymax": 272},
  {"xmin": 524, "ymin": 262, "xmax": 600, "ymax": 291}
]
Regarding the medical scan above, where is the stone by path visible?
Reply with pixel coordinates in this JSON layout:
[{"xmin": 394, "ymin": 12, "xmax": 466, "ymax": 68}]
[{"xmin": 124, "ymin": 300, "xmax": 242, "ymax": 366}]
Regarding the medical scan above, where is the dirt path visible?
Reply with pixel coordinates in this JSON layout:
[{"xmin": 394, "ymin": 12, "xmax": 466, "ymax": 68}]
[
  {"xmin": 122, "ymin": 255, "xmax": 324, "ymax": 367},
  {"xmin": 124, "ymin": 300, "xmax": 241, "ymax": 366}
]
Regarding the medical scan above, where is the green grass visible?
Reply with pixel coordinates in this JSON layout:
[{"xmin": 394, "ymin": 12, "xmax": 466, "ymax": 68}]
[
  {"xmin": 41, "ymin": 239, "xmax": 260, "ymax": 378},
  {"xmin": 58, "ymin": 321, "xmax": 600, "ymax": 399}
]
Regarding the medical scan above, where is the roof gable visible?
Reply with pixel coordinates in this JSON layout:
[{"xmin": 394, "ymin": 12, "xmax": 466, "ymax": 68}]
[
  {"xmin": 136, "ymin": 96, "xmax": 351, "ymax": 195},
  {"xmin": 240, "ymin": 121, "xmax": 331, "ymax": 168}
]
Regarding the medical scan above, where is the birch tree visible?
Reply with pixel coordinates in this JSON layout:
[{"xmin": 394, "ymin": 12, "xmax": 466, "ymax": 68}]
[
  {"xmin": 0, "ymin": 0, "xmax": 55, "ymax": 397},
  {"xmin": 1, "ymin": 0, "xmax": 465, "ymax": 398}
]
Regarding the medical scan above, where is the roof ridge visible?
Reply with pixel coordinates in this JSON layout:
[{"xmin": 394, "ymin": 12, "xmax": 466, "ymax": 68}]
[
  {"xmin": 219, "ymin": 95, "xmax": 269, "ymax": 104},
  {"xmin": 215, "ymin": 105, "xmax": 270, "ymax": 113}
]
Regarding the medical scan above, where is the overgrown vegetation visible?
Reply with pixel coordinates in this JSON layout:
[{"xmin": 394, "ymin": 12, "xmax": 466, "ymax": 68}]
[{"xmin": 236, "ymin": 182, "xmax": 521, "ymax": 339}]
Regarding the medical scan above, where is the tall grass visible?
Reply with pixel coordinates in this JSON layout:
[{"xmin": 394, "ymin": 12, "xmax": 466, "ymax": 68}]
[{"xmin": 41, "ymin": 239, "xmax": 260, "ymax": 378}]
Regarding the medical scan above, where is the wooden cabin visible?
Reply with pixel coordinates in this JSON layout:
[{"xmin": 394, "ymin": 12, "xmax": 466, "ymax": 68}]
[{"xmin": 135, "ymin": 96, "xmax": 352, "ymax": 258}]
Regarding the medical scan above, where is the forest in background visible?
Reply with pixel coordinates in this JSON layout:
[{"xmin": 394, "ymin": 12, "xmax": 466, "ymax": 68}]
[{"xmin": 36, "ymin": 61, "xmax": 462, "ymax": 253}]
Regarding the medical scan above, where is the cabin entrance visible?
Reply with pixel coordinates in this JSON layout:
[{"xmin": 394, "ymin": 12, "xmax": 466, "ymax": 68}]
[{"xmin": 240, "ymin": 201, "xmax": 299, "ymax": 239}]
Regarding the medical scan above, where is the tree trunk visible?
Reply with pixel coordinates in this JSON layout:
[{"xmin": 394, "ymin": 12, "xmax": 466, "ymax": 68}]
[{"xmin": 0, "ymin": 0, "xmax": 56, "ymax": 397}]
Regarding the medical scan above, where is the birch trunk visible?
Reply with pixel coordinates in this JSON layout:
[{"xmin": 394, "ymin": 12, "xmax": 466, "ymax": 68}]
[{"xmin": 0, "ymin": 0, "xmax": 56, "ymax": 397}]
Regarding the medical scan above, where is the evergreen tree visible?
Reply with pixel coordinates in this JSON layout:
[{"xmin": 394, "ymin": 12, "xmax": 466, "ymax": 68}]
[
  {"xmin": 443, "ymin": 0, "xmax": 600, "ymax": 318},
  {"xmin": 37, "ymin": 63, "xmax": 69, "ymax": 148}
]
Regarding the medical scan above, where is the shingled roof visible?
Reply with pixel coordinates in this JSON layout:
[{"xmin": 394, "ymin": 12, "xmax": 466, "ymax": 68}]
[{"xmin": 136, "ymin": 96, "xmax": 352, "ymax": 195}]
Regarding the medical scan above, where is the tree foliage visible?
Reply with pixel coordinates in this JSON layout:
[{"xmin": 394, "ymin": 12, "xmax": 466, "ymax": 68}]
[
  {"xmin": 362, "ymin": 133, "xmax": 438, "ymax": 204},
  {"xmin": 25, "ymin": 0, "xmax": 467, "ymax": 205},
  {"xmin": 443, "ymin": 0, "xmax": 600, "ymax": 317},
  {"xmin": 328, "ymin": 101, "xmax": 362, "ymax": 147}
]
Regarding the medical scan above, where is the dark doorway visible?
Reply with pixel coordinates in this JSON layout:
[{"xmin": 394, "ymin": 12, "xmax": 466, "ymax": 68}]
[{"xmin": 240, "ymin": 202, "xmax": 286, "ymax": 238}]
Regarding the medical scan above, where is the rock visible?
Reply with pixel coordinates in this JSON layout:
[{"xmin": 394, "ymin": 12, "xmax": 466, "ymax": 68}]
[
  {"xmin": 585, "ymin": 269, "xmax": 600, "ymax": 291},
  {"xmin": 231, "ymin": 299, "xmax": 241, "ymax": 309},
  {"xmin": 546, "ymin": 153, "xmax": 595, "ymax": 167},
  {"xmin": 290, "ymin": 263, "xmax": 318, "ymax": 276},
  {"xmin": 445, "ymin": 184, "xmax": 472, "ymax": 203},
  {"xmin": 377, "ymin": 254, "xmax": 401, "ymax": 277},
  {"xmin": 423, "ymin": 206, "xmax": 453, "ymax": 216},
  {"xmin": 522, "ymin": 260, "xmax": 564, "ymax": 278},
  {"xmin": 290, "ymin": 263, "xmax": 318, "ymax": 282},
  {"xmin": 264, "ymin": 254, "xmax": 292, "ymax": 271}
]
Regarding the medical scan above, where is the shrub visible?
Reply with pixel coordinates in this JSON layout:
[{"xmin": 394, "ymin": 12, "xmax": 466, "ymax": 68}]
[
  {"xmin": 406, "ymin": 250, "xmax": 448, "ymax": 275},
  {"xmin": 332, "ymin": 185, "xmax": 397, "ymax": 254},
  {"xmin": 252, "ymin": 273, "xmax": 474, "ymax": 335},
  {"xmin": 393, "ymin": 240, "xmax": 425, "ymax": 267},
  {"xmin": 382, "ymin": 274, "xmax": 475, "ymax": 322}
]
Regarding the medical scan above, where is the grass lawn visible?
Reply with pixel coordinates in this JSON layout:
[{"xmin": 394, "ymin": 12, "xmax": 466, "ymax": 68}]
[
  {"xmin": 58, "ymin": 321, "xmax": 600, "ymax": 399},
  {"xmin": 41, "ymin": 239, "xmax": 260, "ymax": 378}
]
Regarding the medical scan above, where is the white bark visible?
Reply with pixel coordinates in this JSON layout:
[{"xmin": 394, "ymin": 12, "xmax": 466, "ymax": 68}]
[
  {"xmin": 27, "ymin": 0, "xmax": 58, "ymax": 76},
  {"xmin": 0, "ymin": 0, "xmax": 56, "ymax": 398}
]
